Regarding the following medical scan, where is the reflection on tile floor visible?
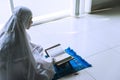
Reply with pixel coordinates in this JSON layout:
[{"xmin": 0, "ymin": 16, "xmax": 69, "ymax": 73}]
[{"xmin": 28, "ymin": 6, "xmax": 120, "ymax": 80}]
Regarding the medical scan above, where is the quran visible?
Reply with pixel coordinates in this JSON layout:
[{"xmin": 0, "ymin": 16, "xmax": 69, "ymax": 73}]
[{"xmin": 45, "ymin": 44, "xmax": 73, "ymax": 66}]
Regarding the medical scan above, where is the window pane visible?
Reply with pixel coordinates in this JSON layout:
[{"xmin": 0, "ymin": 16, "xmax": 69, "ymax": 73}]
[
  {"xmin": 0, "ymin": 0, "xmax": 11, "ymax": 26},
  {"xmin": 13, "ymin": 0, "xmax": 71, "ymax": 17}
]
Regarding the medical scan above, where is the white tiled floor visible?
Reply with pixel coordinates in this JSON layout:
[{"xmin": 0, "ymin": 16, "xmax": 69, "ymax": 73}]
[{"xmin": 27, "ymin": 6, "xmax": 120, "ymax": 80}]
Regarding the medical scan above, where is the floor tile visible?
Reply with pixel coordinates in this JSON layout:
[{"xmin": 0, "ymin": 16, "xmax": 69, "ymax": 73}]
[
  {"xmin": 112, "ymin": 46, "xmax": 120, "ymax": 54},
  {"xmin": 85, "ymin": 49, "xmax": 120, "ymax": 80},
  {"xmin": 58, "ymin": 70, "xmax": 95, "ymax": 80},
  {"xmin": 28, "ymin": 16, "xmax": 109, "ymax": 58}
]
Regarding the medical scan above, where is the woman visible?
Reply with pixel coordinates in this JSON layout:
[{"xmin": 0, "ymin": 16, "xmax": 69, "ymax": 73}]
[{"xmin": 0, "ymin": 6, "xmax": 55, "ymax": 80}]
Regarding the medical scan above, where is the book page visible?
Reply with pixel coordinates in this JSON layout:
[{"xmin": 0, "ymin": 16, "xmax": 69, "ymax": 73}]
[
  {"xmin": 45, "ymin": 44, "xmax": 73, "ymax": 65},
  {"xmin": 46, "ymin": 45, "xmax": 64, "ymax": 57},
  {"xmin": 54, "ymin": 53, "xmax": 71, "ymax": 62}
]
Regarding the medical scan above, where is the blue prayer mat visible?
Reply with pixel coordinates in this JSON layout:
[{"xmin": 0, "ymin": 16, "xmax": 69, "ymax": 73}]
[{"xmin": 53, "ymin": 47, "xmax": 92, "ymax": 80}]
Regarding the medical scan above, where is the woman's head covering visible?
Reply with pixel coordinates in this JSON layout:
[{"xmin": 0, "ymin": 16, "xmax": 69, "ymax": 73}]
[
  {"xmin": 13, "ymin": 6, "xmax": 32, "ymax": 29},
  {"xmin": 0, "ymin": 6, "xmax": 36, "ymax": 80},
  {"xmin": 1, "ymin": 6, "xmax": 32, "ymax": 33}
]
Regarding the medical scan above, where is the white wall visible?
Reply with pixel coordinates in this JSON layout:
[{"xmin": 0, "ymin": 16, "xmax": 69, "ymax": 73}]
[{"xmin": 85, "ymin": 0, "xmax": 92, "ymax": 13}]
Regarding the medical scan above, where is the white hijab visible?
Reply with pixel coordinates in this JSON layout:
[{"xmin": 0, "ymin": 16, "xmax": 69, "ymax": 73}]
[
  {"xmin": 0, "ymin": 6, "xmax": 55, "ymax": 80},
  {"xmin": 0, "ymin": 6, "xmax": 37, "ymax": 80}
]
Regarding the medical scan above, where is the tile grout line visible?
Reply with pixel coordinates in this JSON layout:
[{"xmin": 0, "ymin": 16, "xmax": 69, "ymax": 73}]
[
  {"xmin": 84, "ymin": 70, "xmax": 97, "ymax": 80},
  {"xmin": 85, "ymin": 44, "xmax": 120, "ymax": 59}
]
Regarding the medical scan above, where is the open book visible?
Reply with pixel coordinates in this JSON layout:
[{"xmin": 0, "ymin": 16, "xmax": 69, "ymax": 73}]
[{"xmin": 45, "ymin": 44, "xmax": 73, "ymax": 66}]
